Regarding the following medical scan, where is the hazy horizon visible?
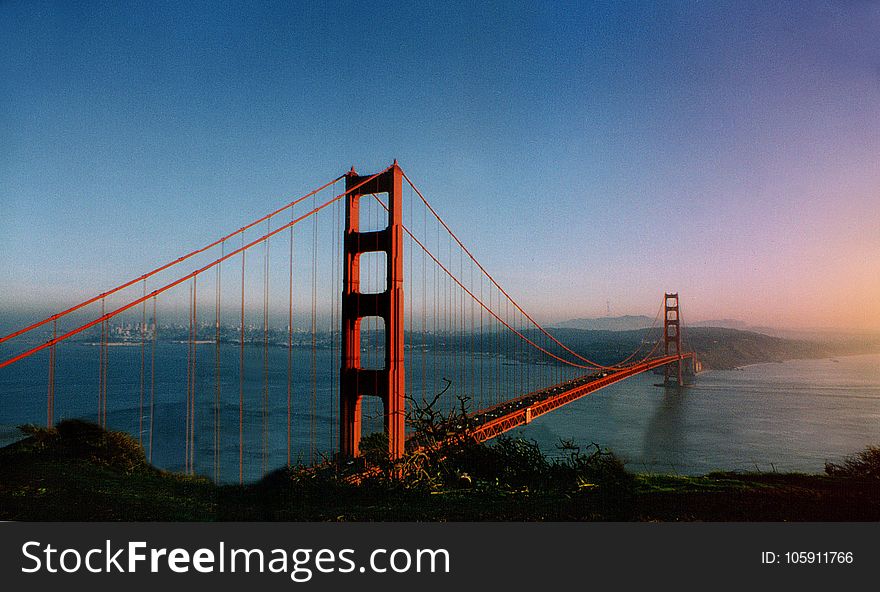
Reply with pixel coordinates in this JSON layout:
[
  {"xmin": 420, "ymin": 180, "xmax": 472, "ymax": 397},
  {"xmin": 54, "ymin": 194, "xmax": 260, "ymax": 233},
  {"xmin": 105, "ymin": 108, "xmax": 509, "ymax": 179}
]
[{"xmin": 2, "ymin": 305, "xmax": 878, "ymax": 339}]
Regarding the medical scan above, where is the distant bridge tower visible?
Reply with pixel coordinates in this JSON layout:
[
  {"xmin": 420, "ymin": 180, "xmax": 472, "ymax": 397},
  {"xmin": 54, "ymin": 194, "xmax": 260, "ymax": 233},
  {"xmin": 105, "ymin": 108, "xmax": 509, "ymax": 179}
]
[
  {"xmin": 663, "ymin": 292, "xmax": 683, "ymax": 386},
  {"xmin": 340, "ymin": 162, "xmax": 406, "ymax": 460}
]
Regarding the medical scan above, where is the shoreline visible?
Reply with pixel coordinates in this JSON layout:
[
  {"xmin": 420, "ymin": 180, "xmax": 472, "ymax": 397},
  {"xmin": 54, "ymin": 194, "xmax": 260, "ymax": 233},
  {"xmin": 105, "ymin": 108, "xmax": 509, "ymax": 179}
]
[{"xmin": 731, "ymin": 350, "xmax": 880, "ymax": 371}]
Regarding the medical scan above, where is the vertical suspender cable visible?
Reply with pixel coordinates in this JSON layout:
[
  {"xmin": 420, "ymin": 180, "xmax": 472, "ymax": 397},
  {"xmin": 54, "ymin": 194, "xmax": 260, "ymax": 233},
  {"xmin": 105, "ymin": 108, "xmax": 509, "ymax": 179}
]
[
  {"xmin": 447, "ymin": 231, "xmax": 452, "ymax": 412},
  {"xmin": 333, "ymin": 192, "xmax": 340, "ymax": 451},
  {"xmin": 287, "ymin": 207, "xmax": 294, "ymax": 466},
  {"xmin": 329, "ymin": 193, "xmax": 338, "ymax": 452},
  {"xmin": 263, "ymin": 222, "xmax": 270, "ymax": 476},
  {"xmin": 191, "ymin": 277, "xmax": 198, "ymax": 474},
  {"xmin": 514, "ymin": 309, "xmax": 519, "ymax": 396},
  {"xmin": 98, "ymin": 298, "xmax": 105, "ymax": 427},
  {"xmin": 47, "ymin": 319, "xmax": 56, "ymax": 427},
  {"xmin": 506, "ymin": 297, "xmax": 510, "ymax": 398},
  {"xmin": 458, "ymin": 251, "xmax": 463, "ymax": 405},
  {"xmin": 470, "ymin": 260, "xmax": 474, "ymax": 407},
  {"xmin": 495, "ymin": 288, "xmax": 501, "ymax": 405},
  {"xmin": 423, "ymin": 195, "xmax": 428, "ymax": 402},
  {"xmin": 139, "ymin": 281, "xmax": 145, "ymax": 444},
  {"xmin": 193, "ymin": 276, "xmax": 198, "ymax": 474},
  {"xmin": 478, "ymin": 271, "xmax": 483, "ymax": 409},
  {"xmin": 100, "ymin": 297, "xmax": 107, "ymax": 428},
  {"xmin": 239, "ymin": 241, "xmax": 245, "ymax": 484},
  {"xmin": 326, "ymin": 194, "xmax": 333, "ymax": 453},
  {"xmin": 215, "ymin": 242, "xmax": 223, "ymax": 483},
  {"xmin": 310, "ymin": 194, "xmax": 318, "ymax": 463},
  {"xmin": 327, "ymin": 191, "xmax": 335, "ymax": 454},
  {"xmin": 408, "ymin": 185, "xmax": 414, "ymax": 424},
  {"xmin": 462, "ymin": 249, "xmax": 466, "ymax": 406},
  {"xmin": 433, "ymin": 216, "xmax": 438, "ymax": 403},
  {"xmin": 185, "ymin": 282, "xmax": 192, "ymax": 474},
  {"xmin": 443, "ymin": 229, "xmax": 449, "ymax": 411},
  {"xmin": 525, "ymin": 309, "xmax": 530, "ymax": 393},
  {"xmin": 422, "ymin": 200, "xmax": 427, "ymax": 402},
  {"xmin": 150, "ymin": 296, "xmax": 157, "ymax": 463},
  {"xmin": 98, "ymin": 300, "xmax": 103, "ymax": 426}
]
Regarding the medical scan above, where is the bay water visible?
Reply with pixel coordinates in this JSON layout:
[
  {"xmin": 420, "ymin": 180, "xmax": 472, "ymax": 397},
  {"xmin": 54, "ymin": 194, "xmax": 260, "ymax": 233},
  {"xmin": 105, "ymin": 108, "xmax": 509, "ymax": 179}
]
[{"xmin": 1, "ymin": 341, "xmax": 878, "ymax": 481}]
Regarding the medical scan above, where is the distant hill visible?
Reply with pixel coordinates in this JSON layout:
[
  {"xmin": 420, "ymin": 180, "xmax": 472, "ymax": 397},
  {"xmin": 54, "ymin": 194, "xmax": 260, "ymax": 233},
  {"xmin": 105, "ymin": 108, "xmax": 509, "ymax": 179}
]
[
  {"xmin": 554, "ymin": 315, "xmax": 753, "ymax": 332},
  {"xmin": 667, "ymin": 327, "xmax": 828, "ymax": 370},
  {"xmin": 689, "ymin": 319, "xmax": 749, "ymax": 330},
  {"xmin": 553, "ymin": 315, "xmax": 655, "ymax": 331},
  {"xmin": 528, "ymin": 326, "xmax": 880, "ymax": 370}
]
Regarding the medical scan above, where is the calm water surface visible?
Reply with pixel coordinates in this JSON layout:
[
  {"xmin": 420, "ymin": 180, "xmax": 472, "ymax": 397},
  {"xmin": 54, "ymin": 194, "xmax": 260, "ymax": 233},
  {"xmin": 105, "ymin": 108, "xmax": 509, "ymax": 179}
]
[
  {"xmin": 2, "ymin": 341, "xmax": 878, "ymax": 479},
  {"xmin": 517, "ymin": 353, "xmax": 880, "ymax": 474}
]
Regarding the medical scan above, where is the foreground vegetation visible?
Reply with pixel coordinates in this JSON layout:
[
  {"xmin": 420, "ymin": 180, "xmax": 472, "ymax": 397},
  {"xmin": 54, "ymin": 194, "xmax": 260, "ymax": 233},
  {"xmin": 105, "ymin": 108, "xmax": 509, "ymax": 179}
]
[{"xmin": 2, "ymin": 420, "xmax": 879, "ymax": 521}]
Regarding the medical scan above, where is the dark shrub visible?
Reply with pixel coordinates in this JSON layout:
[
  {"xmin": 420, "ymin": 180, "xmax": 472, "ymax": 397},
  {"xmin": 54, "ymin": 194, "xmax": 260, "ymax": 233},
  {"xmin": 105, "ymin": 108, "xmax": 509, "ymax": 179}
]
[
  {"xmin": 825, "ymin": 446, "xmax": 880, "ymax": 480},
  {"xmin": 16, "ymin": 420, "xmax": 149, "ymax": 473}
]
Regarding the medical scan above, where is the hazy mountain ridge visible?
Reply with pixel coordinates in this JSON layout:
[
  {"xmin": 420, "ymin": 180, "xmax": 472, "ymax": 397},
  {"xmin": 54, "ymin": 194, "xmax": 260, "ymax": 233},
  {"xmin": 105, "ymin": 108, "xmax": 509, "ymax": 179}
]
[
  {"xmin": 555, "ymin": 316, "xmax": 750, "ymax": 332},
  {"xmin": 553, "ymin": 315, "xmax": 656, "ymax": 331},
  {"xmin": 542, "ymin": 326, "xmax": 880, "ymax": 370}
]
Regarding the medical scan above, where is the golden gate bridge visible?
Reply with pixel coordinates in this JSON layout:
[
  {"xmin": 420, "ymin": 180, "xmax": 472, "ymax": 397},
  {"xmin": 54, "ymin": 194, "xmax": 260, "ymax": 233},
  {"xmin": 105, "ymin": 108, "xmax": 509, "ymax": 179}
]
[{"xmin": 0, "ymin": 161, "xmax": 698, "ymax": 483}]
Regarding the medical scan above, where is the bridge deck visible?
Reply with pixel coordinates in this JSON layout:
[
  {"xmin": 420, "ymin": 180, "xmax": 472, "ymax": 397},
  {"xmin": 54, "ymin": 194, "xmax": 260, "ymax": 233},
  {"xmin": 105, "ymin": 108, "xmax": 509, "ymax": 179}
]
[{"xmin": 466, "ymin": 353, "xmax": 695, "ymax": 443}]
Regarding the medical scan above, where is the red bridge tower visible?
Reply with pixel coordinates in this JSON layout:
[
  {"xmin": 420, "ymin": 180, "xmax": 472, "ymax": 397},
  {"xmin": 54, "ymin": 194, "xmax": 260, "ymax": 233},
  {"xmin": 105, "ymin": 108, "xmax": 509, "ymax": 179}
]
[
  {"xmin": 664, "ymin": 292, "xmax": 684, "ymax": 386},
  {"xmin": 340, "ymin": 163, "xmax": 406, "ymax": 460}
]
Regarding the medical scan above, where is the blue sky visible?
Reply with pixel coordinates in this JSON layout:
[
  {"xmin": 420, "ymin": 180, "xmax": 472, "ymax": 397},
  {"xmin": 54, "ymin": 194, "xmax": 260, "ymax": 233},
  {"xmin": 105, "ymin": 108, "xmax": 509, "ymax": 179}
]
[{"xmin": 2, "ymin": 1, "xmax": 879, "ymax": 330}]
